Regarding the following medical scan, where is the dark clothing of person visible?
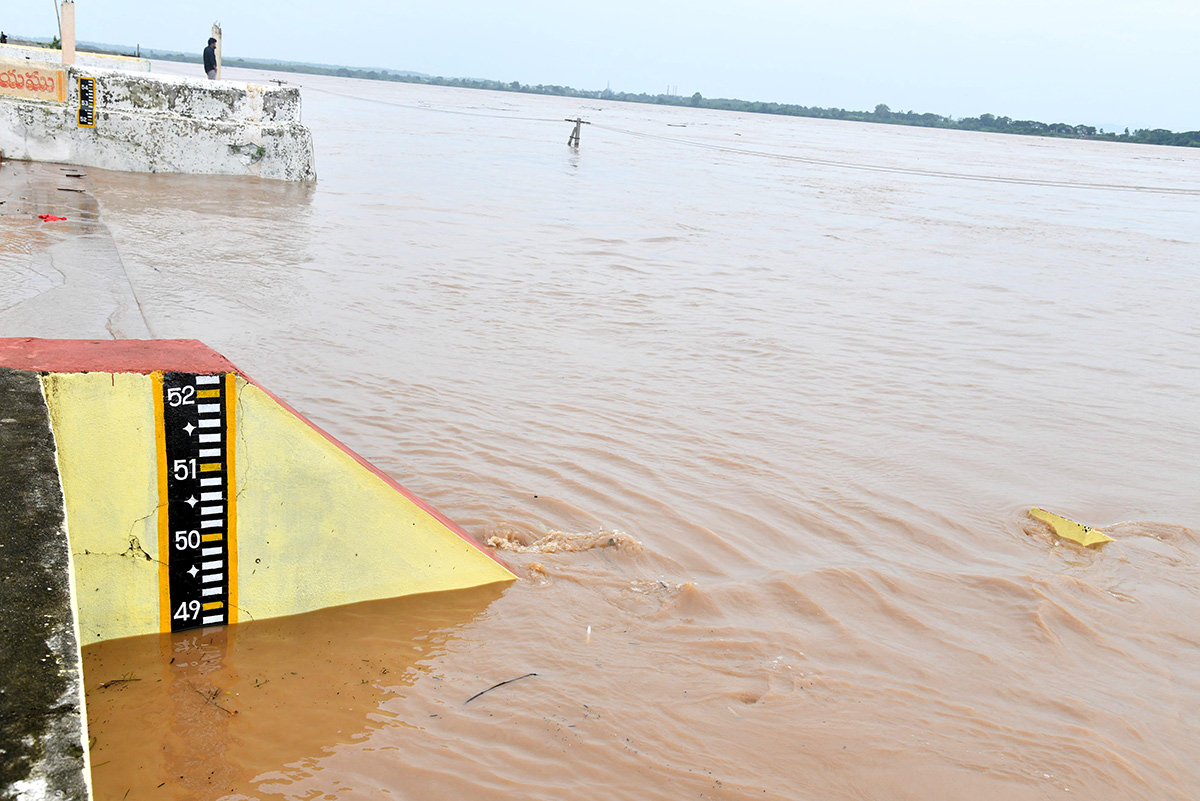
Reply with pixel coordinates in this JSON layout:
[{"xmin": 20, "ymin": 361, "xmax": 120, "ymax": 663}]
[{"xmin": 203, "ymin": 45, "xmax": 217, "ymax": 74}]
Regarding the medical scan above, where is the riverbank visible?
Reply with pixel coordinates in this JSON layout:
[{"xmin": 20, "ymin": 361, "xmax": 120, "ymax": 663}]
[{"xmin": 3, "ymin": 70, "xmax": 1199, "ymax": 798}]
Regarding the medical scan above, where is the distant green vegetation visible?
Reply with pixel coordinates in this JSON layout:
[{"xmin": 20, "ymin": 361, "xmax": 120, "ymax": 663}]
[{"xmin": 61, "ymin": 40, "xmax": 1200, "ymax": 148}]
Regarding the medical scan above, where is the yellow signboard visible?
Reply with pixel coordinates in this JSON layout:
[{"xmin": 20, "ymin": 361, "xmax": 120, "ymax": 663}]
[{"xmin": 0, "ymin": 60, "xmax": 66, "ymax": 102}]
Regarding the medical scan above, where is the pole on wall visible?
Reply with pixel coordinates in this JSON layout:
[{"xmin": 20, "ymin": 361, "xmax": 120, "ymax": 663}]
[
  {"xmin": 60, "ymin": 1, "xmax": 75, "ymax": 65},
  {"xmin": 211, "ymin": 22, "xmax": 222, "ymax": 80}
]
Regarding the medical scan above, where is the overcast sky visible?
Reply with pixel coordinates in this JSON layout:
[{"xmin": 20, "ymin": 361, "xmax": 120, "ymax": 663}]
[{"xmin": 5, "ymin": 1, "xmax": 1197, "ymax": 131}]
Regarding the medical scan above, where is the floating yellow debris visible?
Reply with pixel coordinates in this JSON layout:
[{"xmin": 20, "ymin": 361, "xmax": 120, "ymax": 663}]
[{"xmin": 1029, "ymin": 507, "xmax": 1113, "ymax": 547}]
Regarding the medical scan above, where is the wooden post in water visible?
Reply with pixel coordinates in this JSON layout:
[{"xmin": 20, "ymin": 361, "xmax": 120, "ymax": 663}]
[{"xmin": 565, "ymin": 117, "xmax": 590, "ymax": 147}]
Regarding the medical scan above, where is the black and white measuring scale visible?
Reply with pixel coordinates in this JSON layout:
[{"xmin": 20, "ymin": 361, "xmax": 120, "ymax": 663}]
[{"xmin": 157, "ymin": 372, "xmax": 236, "ymax": 633}]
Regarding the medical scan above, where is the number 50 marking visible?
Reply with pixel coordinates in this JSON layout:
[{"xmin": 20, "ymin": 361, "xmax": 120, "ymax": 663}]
[{"xmin": 174, "ymin": 530, "xmax": 200, "ymax": 550}]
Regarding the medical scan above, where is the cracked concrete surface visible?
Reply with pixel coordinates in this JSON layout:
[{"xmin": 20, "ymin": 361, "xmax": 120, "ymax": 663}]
[
  {"xmin": 0, "ymin": 159, "xmax": 152, "ymax": 340},
  {"xmin": 76, "ymin": 534, "xmax": 164, "ymax": 566}
]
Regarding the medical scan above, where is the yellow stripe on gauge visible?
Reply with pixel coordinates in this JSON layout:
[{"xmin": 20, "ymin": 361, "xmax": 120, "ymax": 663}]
[
  {"xmin": 151, "ymin": 371, "xmax": 171, "ymax": 633},
  {"xmin": 224, "ymin": 373, "xmax": 239, "ymax": 625}
]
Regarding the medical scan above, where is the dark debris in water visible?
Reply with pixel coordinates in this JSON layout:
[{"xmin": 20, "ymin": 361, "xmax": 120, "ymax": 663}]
[{"xmin": 464, "ymin": 673, "xmax": 540, "ymax": 705}]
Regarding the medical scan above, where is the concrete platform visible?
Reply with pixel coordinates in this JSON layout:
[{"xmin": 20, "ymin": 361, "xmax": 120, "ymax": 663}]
[
  {"xmin": 0, "ymin": 337, "xmax": 514, "ymax": 798},
  {"xmin": 1, "ymin": 60, "xmax": 316, "ymax": 181},
  {"xmin": 0, "ymin": 164, "xmax": 510, "ymax": 798},
  {"xmin": 3, "ymin": 337, "xmax": 515, "ymax": 645},
  {"xmin": 0, "ymin": 159, "xmax": 151, "ymax": 340}
]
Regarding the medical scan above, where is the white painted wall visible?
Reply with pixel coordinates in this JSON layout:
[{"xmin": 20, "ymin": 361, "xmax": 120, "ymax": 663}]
[{"xmin": 0, "ymin": 64, "xmax": 316, "ymax": 182}]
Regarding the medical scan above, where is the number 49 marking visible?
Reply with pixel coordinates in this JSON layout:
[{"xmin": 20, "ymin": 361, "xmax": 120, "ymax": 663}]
[{"xmin": 173, "ymin": 600, "xmax": 201, "ymax": 622}]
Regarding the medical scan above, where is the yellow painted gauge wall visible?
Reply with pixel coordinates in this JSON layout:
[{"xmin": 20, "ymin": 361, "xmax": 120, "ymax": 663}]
[
  {"xmin": 40, "ymin": 370, "xmax": 512, "ymax": 644},
  {"xmin": 233, "ymin": 379, "xmax": 513, "ymax": 622},
  {"xmin": 42, "ymin": 372, "xmax": 161, "ymax": 644}
]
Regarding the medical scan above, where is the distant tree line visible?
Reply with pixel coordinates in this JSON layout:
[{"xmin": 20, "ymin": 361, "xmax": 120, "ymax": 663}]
[
  {"xmin": 81, "ymin": 42, "xmax": 1200, "ymax": 149},
  {"xmin": 358, "ymin": 75, "xmax": 1200, "ymax": 147}
]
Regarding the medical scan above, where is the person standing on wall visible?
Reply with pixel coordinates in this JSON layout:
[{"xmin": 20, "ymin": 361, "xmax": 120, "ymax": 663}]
[{"xmin": 203, "ymin": 37, "xmax": 217, "ymax": 79}]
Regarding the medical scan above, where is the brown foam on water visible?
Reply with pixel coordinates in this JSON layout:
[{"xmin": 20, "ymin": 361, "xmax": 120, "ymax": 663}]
[{"xmin": 486, "ymin": 524, "xmax": 643, "ymax": 554}]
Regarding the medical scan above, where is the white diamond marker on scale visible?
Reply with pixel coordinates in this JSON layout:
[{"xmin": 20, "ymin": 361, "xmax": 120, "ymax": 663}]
[
  {"xmin": 185, "ymin": 496, "xmax": 198, "ymax": 507},
  {"xmin": 184, "ymin": 422, "xmax": 196, "ymax": 435},
  {"xmin": 188, "ymin": 565, "xmax": 199, "ymax": 578}
]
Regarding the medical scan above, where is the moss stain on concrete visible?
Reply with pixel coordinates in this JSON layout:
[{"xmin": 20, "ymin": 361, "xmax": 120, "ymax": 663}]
[{"xmin": 0, "ymin": 368, "xmax": 89, "ymax": 801}]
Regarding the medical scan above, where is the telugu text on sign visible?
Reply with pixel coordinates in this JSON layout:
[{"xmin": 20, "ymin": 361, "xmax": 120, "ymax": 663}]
[{"xmin": 0, "ymin": 59, "xmax": 66, "ymax": 102}]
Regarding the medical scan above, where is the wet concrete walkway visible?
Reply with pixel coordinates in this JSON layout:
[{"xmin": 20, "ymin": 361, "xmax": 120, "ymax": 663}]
[
  {"xmin": 0, "ymin": 159, "xmax": 151, "ymax": 340},
  {"xmin": 0, "ymin": 159, "xmax": 123, "ymax": 800}
]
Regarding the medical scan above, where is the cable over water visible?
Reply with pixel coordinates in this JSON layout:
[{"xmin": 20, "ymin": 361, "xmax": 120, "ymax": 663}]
[
  {"xmin": 589, "ymin": 122, "xmax": 1200, "ymax": 196},
  {"xmin": 293, "ymin": 81, "xmax": 564, "ymax": 123},
  {"xmin": 296, "ymin": 80, "xmax": 1199, "ymax": 196}
]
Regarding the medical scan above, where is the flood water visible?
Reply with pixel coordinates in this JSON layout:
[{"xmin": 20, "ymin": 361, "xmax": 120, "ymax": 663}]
[{"xmin": 22, "ymin": 61, "xmax": 1200, "ymax": 798}]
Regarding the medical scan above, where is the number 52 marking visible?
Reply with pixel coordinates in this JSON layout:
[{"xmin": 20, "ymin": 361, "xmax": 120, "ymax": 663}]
[{"xmin": 167, "ymin": 386, "xmax": 196, "ymax": 407}]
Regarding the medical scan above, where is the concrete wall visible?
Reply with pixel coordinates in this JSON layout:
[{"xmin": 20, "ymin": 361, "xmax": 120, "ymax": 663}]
[
  {"xmin": 0, "ymin": 63, "xmax": 316, "ymax": 181},
  {"xmin": 0, "ymin": 60, "xmax": 65, "ymax": 102},
  {"xmin": 0, "ymin": 42, "xmax": 152, "ymax": 72},
  {"xmin": 0, "ymin": 368, "xmax": 91, "ymax": 801},
  {"xmin": 1, "ymin": 338, "xmax": 514, "ymax": 645},
  {"xmin": 0, "ymin": 337, "xmax": 515, "ymax": 799}
]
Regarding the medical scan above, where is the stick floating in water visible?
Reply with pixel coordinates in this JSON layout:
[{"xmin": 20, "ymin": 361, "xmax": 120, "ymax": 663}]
[
  {"xmin": 1029, "ymin": 507, "xmax": 1113, "ymax": 546},
  {"xmin": 464, "ymin": 673, "xmax": 540, "ymax": 705}
]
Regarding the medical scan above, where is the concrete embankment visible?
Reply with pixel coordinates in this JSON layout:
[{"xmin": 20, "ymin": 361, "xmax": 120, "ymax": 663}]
[
  {"xmin": 1, "ymin": 50, "xmax": 315, "ymax": 181},
  {"xmin": 0, "ymin": 336, "xmax": 515, "ymax": 798},
  {"xmin": 0, "ymin": 114, "xmax": 510, "ymax": 797},
  {"xmin": 2, "ymin": 337, "xmax": 515, "ymax": 641},
  {"xmin": 0, "ymin": 160, "xmax": 511, "ymax": 795}
]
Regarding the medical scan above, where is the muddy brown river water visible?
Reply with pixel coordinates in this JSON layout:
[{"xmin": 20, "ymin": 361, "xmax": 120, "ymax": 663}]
[{"xmin": 7, "ymin": 60, "xmax": 1200, "ymax": 799}]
